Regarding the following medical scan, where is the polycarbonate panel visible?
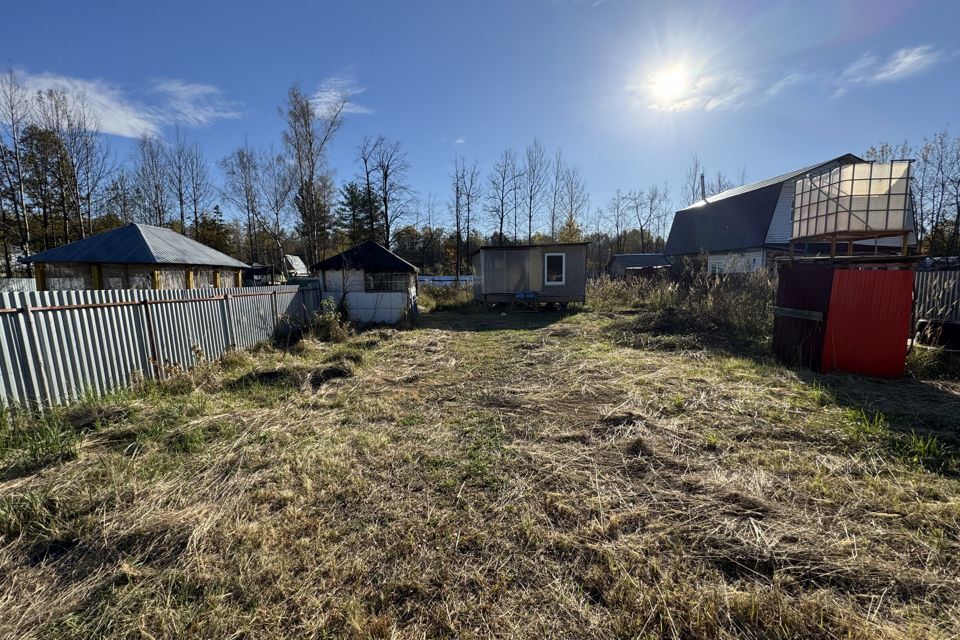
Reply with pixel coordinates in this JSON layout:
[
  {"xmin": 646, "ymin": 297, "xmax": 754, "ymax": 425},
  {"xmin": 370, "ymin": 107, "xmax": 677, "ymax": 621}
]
[{"xmin": 793, "ymin": 161, "xmax": 912, "ymax": 239}]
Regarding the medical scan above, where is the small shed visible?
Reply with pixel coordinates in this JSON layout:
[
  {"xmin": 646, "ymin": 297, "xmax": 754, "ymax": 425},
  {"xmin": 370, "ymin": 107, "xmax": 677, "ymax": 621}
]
[
  {"xmin": 313, "ymin": 240, "xmax": 419, "ymax": 324},
  {"xmin": 472, "ymin": 242, "xmax": 588, "ymax": 308},
  {"xmin": 607, "ymin": 253, "xmax": 670, "ymax": 278},
  {"xmin": 21, "ymin": 223, "xmax": 248, "ymax": 291}
]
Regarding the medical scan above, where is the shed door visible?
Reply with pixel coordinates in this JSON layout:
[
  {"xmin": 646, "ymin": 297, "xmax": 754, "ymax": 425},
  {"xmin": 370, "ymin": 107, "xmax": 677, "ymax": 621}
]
[{"xmin": 504, "ymin": 251, "xmax": 528, "ymax": 292}]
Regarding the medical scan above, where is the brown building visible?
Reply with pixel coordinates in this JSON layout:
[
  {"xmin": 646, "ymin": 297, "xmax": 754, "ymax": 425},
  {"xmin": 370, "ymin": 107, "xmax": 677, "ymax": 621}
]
[{"xmin": 22, "ymin": 223, "xmax": 249, "ymax": 291}]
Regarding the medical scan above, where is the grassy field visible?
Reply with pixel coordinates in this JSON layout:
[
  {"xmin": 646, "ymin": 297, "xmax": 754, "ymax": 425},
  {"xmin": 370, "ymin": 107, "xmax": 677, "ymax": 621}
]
[{"xmin": 1, "ymin": 300, "xmax": 959, "ymax": 639}]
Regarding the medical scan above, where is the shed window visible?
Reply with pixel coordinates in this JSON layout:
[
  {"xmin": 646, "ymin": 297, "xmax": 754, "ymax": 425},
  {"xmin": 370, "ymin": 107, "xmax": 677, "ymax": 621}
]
[
  {"xmin": 545, "ymin": 253, "xmax": 565, "ymax": 286},
  {"xmin": 364, "ymin": 272, "xmax": 408, "ymax": 292}
]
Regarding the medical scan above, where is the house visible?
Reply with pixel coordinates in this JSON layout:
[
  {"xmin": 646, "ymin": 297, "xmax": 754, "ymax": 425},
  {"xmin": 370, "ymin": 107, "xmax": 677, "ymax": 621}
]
[
  {"xmin": 663, "ymin": 154, "xmax": 917, "ymax": 274},
  {"xmin": 21, "ymin": 223, "xmax": 248, "ymax": 291},
  {"xmin": 472, "ymin": 242, "xmax": 588, "ymax": 309},
  {"xmin": 607, "ymin": 253, "xmax": 670, "ymax": 278},
  {"xmin": 313, "ymin": 240, "xmax": 419, "ymax": 324}
]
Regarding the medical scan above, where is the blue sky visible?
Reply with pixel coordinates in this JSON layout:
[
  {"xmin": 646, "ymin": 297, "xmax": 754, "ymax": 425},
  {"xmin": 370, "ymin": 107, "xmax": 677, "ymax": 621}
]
[{"xmin": 4, "ymin": 0, "xmax": 959, "ymax": 224}]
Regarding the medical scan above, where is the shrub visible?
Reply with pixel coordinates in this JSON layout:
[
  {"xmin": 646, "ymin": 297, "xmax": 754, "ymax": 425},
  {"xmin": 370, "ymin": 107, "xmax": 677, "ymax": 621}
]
[
  {"xmin": 418, "ymin": 283, "xmax": 475, "ymax": 313},
  {"xmin": 588, "ymin": 259, "xmax": 777, "ymax": 346},
  {"xmin": 311, "ymin": 297, "xmax": 351, "ymax": 343}
]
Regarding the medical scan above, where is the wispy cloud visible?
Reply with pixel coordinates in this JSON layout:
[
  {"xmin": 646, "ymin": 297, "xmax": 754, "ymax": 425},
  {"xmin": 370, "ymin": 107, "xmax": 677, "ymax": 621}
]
[
  {"xmin": 763, "ymin": 72, "xmax": 808, "ymax": 98},
  {"xmin": 634, "ymin": 68, "xmax": 753, "ymax": 113},
  {"xmin": 19, "ymin": 70, "xmax": 241, "ymax": 138},
  {"xmin": 312, "ymin": 70, "xmax": 372, "ymax": 115},
  {"xmin": 833, "ymin": 45, "xmax": 942, "ymax": 96},
  {"xmin": 635, "ymin": 43, "xmax": 945, "ymax": 112},
  {"xmin": 454, "ymin": 137, "xmax": 466, "ymax": 144},
  {"xmin": 150, "ymin": 79, "xmax": 242, "ymax": 126},
  {"xmin": 21, "ymin": 72, "xmax": 158, "ymax": 137}
]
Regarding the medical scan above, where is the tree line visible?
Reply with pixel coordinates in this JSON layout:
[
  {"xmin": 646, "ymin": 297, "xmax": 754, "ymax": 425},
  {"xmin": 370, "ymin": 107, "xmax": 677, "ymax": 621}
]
[{"xmin": 7, "ymin": 62, "xmax": 955, "ymax": 282}]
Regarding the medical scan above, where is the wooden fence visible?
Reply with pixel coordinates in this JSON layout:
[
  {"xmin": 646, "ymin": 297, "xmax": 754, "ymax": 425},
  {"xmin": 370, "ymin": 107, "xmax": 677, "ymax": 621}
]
[{"xmin": 0, "ymin": 285, "xmax": 318, "ymax": 408}]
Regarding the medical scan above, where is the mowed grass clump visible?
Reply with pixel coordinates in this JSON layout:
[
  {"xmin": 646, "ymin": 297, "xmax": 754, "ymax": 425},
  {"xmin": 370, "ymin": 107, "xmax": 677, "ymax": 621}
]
[{"xmin": 0, "ymin": 310, "xmax": 958, "ymax": 638}]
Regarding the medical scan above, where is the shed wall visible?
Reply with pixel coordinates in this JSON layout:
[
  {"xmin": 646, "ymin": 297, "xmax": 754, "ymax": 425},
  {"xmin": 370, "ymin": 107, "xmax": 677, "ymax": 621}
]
[{"xmin": 478, "ymin": 244, "xmax": 587, "ymax": 300}]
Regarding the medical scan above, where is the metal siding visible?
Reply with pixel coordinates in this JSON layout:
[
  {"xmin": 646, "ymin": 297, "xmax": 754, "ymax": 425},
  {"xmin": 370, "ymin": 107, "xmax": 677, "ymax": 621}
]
[
  {"xmin": 773, "ymin": 264, "xmax": 836, "ymax": 371},
  {"xmin": 821, "ymin": 269, "xmax": 913, "ymax": 378},
  {"xmin": 764, "ymin": 182, "xmax": 795, "ymax": 244},
  {"xmin": 0, "ymin": 285, "xmax": 307, "ymax": 408}
]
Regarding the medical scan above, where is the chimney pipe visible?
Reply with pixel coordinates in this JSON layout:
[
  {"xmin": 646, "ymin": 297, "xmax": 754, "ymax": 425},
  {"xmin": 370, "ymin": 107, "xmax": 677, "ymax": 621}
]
[{"xmin": 700, "ymin": 173, "xmax": 706, "ymax": 201}]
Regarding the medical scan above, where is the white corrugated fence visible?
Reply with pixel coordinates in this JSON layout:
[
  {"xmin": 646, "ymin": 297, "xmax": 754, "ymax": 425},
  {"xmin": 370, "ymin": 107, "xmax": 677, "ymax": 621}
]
[{"xmin": 0, "ymin": 285, "xmax": 317, "ymax": 408}]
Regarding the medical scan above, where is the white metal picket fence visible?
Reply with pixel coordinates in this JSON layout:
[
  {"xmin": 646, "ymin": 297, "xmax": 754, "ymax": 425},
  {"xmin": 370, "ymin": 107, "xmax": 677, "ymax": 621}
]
[{"xmin": 0, "ymin": 285, "xmax": 319, "ymax": 408}]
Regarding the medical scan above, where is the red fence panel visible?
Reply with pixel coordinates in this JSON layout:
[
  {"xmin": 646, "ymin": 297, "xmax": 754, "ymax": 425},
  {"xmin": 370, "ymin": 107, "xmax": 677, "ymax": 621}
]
[{"xmin": 821, "ymin": 269, "xmax": 913, "ymax": 378}]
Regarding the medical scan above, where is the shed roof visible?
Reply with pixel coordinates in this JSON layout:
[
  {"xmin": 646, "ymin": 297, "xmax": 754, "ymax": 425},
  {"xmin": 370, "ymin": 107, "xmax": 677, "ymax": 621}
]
[
  {"xmin": 664, "ymin": 154, "xmax": 863, "ymax": 256},
  {"xmin": 21, "ymin": 223, "xmax": 248, "ymax": 268},
  {"xmin": 472, "ymin": 242, "xmax": 590, "ymax": 256},
  {"xmin": 313, "ymin": 240, "xmax": 419, "ymax": 274},
  {"xmin": 284, "ymin": 255, "xmax": 309, "ymax": 274},
  {"xmin": 609, "ymin": 253, "xmax": 670, "ymax": 270}
]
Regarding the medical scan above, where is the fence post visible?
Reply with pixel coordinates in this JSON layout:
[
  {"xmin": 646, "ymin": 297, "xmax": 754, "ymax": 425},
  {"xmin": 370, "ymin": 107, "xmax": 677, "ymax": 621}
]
[
  {"xmin": 141, "ymin": 299, "xmax": 160, "ymax": 379},
  {"xmin": 223, "ymin": 293, "xmax": 236, "ymax": 349},
  {"xmin": 271, "ymin": 289, "xmax": 278, "ymax": 335}
]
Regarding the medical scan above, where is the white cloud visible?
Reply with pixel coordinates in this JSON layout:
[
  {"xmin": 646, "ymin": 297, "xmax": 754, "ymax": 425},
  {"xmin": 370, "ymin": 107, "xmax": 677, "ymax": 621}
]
[
  {"xmin": 873, "ymin": 45, "xmax": 940, "ymax": 81},
  {"xmin": 833, "ymin": 45, "xmax": 941, "ymax": 96},
  {"xmin": 312, "ymin": 71, "xmax": 372, "ymax": 115},
  {"xmin": 454, "ymin": 137, "xmax": 466, "ymax": 144},
  {"xmin": 21, "ymin": 72, "xmax": 159, "ymax": 137},
  {"xmin": 18, "ymin": 70, "xmax": 242, "ymax": 138},
  {"xmin": 763, "ymin": 72, "xmax": 808, "ymax": 98},
  {"xmin": 150, "ymin": 79, "xmax": 242, "ymax": 127}
]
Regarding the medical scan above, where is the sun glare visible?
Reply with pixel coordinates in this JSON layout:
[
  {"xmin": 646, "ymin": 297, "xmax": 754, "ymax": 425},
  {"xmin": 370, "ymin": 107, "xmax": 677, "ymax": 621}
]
[{"xmin": 649, "ymin": 65, "xmax": 690, "ymax": 104}]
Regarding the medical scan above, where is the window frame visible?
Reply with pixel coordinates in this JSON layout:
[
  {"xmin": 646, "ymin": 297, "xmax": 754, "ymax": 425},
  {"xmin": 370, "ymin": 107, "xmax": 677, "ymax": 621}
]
[{"xmin": 544, "ymin": 252, "xmax": 566, "ymax": 286}]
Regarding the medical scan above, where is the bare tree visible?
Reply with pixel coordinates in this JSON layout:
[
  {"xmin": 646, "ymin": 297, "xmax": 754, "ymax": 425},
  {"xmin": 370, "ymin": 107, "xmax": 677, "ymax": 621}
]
[
  {"xmin": 185, "ymin": 143, "xmax": 212, "ymax": 237},
  {"xmin": 560, "ymin": 163, "xmax": 588, "ymax": 230},
  {"xmin": 683, "ymin": 155, "xmax": 736, "ymax": 207},
  {"xmin": 357, "ymin": 136, "xmax": 381, "ymax": 243},
  {"xmin": 0, "ymin": 67, "xmax": 33, "ymax": 267},
  {"xmin": 69, "ymin": 91, "xmax": 111, "ymax": 236},
  {"xmin": 606, "ymin": 189, "xmax": 628, "ymax": 254},
  {"xmin": 219, "ymin": 143, "xmax": 261, "ymax": 263},
  {"xmin": 451, "ymin": 157, "xmax": 466, "ymax": 280},
  {"xmin": 372, "ymin": 137, "xmax": 412, "ymax": 249},
  {"xmin": 486, "ymin": 149, "xmax": 519, "ymax": 245},
  {"xmin": 462, "ymin": 160, "xmax": 481, "ymax": 268},
  {"xmin": 682, "ymin": 155, "xmax": 704, "ymax": 206},
  {"xmin": 165, "ymin": 126, "xmax": 190, "ymax": 234},
  {"xmin": 257, "ymin": 147, "xmax": 295, "ymax": 273},
  {"xmin": 132, "ymin": 135, "xmax": 170, "ymax": 227},
  {"xmin": 103, "ymin": 169, "xmax": 136, "ymax": 223},
  {"xmin": 522, "ymin": 139, "xmax": 548, "ymax": 242},
  {"xmin": 548, "ymin": 148, "xmax": 564, "ymax": 240},
  {"xmin": 510, "ymin": 153, "xmax": 523, "ymax": 242},
  {"xmin": 280, "ymin": 84, "xmax": 346, "ymax": 263}
]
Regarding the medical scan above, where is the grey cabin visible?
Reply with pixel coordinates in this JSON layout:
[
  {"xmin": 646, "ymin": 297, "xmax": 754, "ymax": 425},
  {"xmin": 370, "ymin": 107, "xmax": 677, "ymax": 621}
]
[{"xmin": 472, "ymin": 242, "xmax": 588, "ymax": 308}]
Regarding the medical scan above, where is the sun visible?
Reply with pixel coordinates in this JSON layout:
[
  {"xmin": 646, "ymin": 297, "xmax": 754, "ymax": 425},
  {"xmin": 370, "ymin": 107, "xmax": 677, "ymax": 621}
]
[{"xmin": 649, "ymin": 65, "xmax": 690, "ymax": 104}]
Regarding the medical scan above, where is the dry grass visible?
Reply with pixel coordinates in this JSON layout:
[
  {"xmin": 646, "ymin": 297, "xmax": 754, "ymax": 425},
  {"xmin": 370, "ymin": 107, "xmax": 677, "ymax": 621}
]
[{"xmin": 0, "ymin": 308, "xmax": 958, "ymax": 639}]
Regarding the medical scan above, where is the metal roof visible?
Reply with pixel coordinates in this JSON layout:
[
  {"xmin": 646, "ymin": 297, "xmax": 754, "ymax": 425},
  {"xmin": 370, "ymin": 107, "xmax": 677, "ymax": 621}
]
[
  {"xmin": 284, "ymin": 255, "xmax": 309, "ymax": 274},
  {"xmin": 665, "ymin": 154, "xmax": 863, "ymax": 256},
  {"xmin": 21, "ymin": 224, "xmax": 249, "ymax": 268},
  {"xmin": 313, "ymin": 240, "xmax": 419, "ymax": 274},
  {"xmin": 609, "ymin": 254, "xmax": 670, "ymax": 270}
]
